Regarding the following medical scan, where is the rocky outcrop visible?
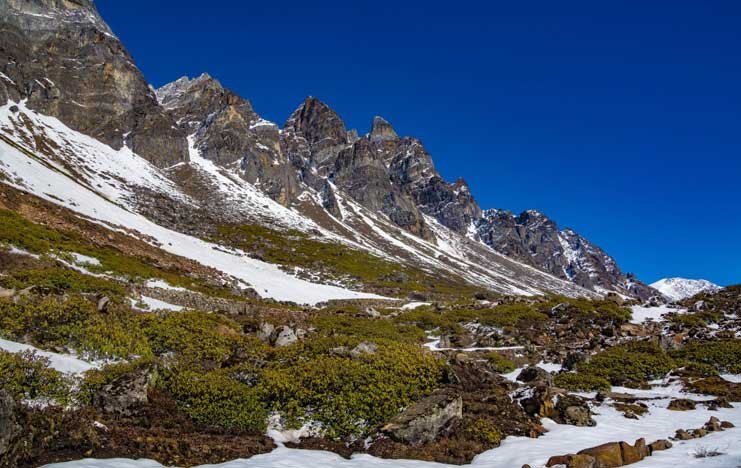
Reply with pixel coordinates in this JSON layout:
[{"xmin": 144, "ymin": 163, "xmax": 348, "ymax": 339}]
[
  {"xmin": 332, "ymin": 136, "xmax": 431, "ymax": 238},
  {"xmin": 91, "ymin": 366, "xmax": 153, "ymax": 415},
  {"xmin": 156, "ymin": 74, "xmax": 299, "ymax": 204},
  {"xmin": 0, "ymin": 0, "xmax": 188, "ymax": 167},
  {"xmin": 381, "ymin": 391, "xmax": 462, "ymax": 444},
  {"xmin": 476, "ymin": 209, "xmax": 657, "ymax": 299}
]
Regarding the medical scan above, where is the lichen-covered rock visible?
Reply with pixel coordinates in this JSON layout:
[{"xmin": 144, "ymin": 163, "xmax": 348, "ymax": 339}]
[
  {"xmin": 92, "ymin": 366, "xmax": 153, "ymax": 415},
  {"xmin": 648, "ymin": 439, "xmax": 672, "ymax": 452},
  {"xmin": 382, "ymin": 391, "xmax": 462, "ymax": 444}
]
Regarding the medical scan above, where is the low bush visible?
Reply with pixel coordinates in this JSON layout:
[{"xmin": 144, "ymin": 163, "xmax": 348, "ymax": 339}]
[
  {"xmin": 671, "ymin": 340, "xmax": 741, "ymax": 374},
  {"xmin": 258, "ymin": 340, "xmax": 445, "ymax": 438},
  {"xmin": 163, "ymin": 368, "xmax": 267, "ymax": 432},
  {"xmin": 578, "ymin": 341, "xmax": 675, "ymax": 386},
  {"xmin": 486, "ymin": 353, "xmax": 516, "ymax": 373},
  {"xmin": 0, "ymin": 350, "xmax": 70, "ymax": 403},
  {"xmin": 465, "ymin": 418, "xmax": 503, "ymax": 445},
  {"xmin": 554, "ymin": 372, "xmax": 611, "ymax": 392}
]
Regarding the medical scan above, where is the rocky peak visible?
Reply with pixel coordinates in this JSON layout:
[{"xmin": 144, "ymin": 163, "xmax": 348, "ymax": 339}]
[
  {"xmin": 283, "ymin": 96, "xmax": 348, "ymax": 165},
  {"xmin": 370, "ymin": 115, "xmax": 399, "ymax": 143},
  {"xmin": 476, "ymin": 210, "xmax": 656, "ymax": 299},
  {"xmin": 0, "ymin": 0, "xmax": 188, "ymax": 168}
]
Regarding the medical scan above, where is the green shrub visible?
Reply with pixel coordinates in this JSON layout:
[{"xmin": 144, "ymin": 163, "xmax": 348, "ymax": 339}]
[
  {"xmin": 578, "ymin": 341, "xmax": 675, "ymax": 386},
  {"xmin": 138, "ymin": 311, "xmax": 253, "ymax": 366},
  {"xmin": 163, "ymin": 368, "xmax": 267, "ymax": 432},
  {"xmin": 312, "ymin": 315, "xmax": 426, "ymax": 343},
  {"xmin": 0, "ymin": 350, "xmax": 70, "ymax": 403},
  {"xmin": 487, "ymin": 353, "xmax": 516, "ymax": 373},
  {"xmin": 258, "ymin": 341, "xmax": 445, "ymax": 438},
  {"xmin": 0, "ymin": 267, "xmax": 125, "ymax": 296},
  {"xmin": 671, "ymin": 340, "xmax": 741, "ymax": 374},
  {"xmin": 542, "ymin": 296, "xmax": 631, "ymax": 323},
  {"xmin": 465, "ymin": 418, "xmax": 503, "ymax": 445},
  {"xmin": 554, "ymin": 372, "xmax": 611, "ymax": 392},
  {"xmin": 0, "ymin": 295, "xmax": 149, "ymax": 359}
]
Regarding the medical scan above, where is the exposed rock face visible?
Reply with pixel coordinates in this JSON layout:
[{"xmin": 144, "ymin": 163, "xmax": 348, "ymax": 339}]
[
  {"xmin": 0, "ymin": 0, "xmax": 188, "ymax": 167},
  {"xmin": 476, "ymin": 209, "xmax": 657, "ymax": 299},
  {"xmin": 332, "ymin": 136, "xmax": 431, "ymax": 238},
  {"xmin": 382, "ymin": 391, "xmax": 463, "ymax": 444},
  {"xmin": 389, "ymin": 138, "xmax": 481, "ymax": 233},
  {"xmin": 156, "ymin": 74, "xmax": 299, "ymax": 204},
  {"xmin": 283, "ymin": 96, "xmax": 349, "ymax": 171}
]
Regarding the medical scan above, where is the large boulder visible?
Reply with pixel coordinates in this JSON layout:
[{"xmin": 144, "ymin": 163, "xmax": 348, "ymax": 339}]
[
  {"xmin": 546, "ymin": 454, "xmax": 596, "ymax": 468},
  {"xmin": 577, "ymin": 442, "xmax": 623, "ymax": 468},
  {"xmin": 517, "ymin": 366, "xmax": 553, "ymax": 386},
  {"xmin": 555, "ymin": 394, "xmax": 595, "ymax": 427},
  {"xmin": 381, "ymin": 391, "xmax": 462, "ymax": 444},
  {"xmin": 91, "ymin": 367, "xmax": 153, "ymax": 415}
]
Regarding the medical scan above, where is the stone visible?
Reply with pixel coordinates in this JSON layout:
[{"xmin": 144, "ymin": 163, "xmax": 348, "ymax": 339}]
[
  {"xmin": 555, "ymin": 394, "xmax": 595, "ymax": 427},
  {"xmin": 720, "ymin": 421, "xmax": 735, "ymax": 429},
  {"xmin": 382, "ymin": 391, "xmax": 462, "ymax": 444},
  {"xmin": 578, "ymin": 442, "xmax": 623, "ymax": 468},
  {"xmin": 648, "ymin": 439, "xmax": 672, "ymax": 453},
  {"xmin": 256, "ymin": 322, "xmax": 275, "ymax": 342},
  {"xmin": 91, "ymin": 367, "xmax": 152, "ymax": 415},
  {"xmin": 349, "ymin": 341, "xmax": 378, "ymax": 357},
  {"xmin": 96, "ymin": 295, "xmax": 110, "ymax": 312},
  {"xmin": 517, "ymin": 365, "xmax": 553, "ymax": 385},
  {"xmin": 704, "ymin": 416, "xmax": 722, "ymax": 432},
  {"xmin": 619, "ymin": 439, "xmax": 647, "ymax": 464},
  {"xmin": 674, "ymin": 429, "xmax": 693, "ymax": 440},
  {"xmin": 0, "ymin": 287, "xmax": 15, "ymax": 298},
  {"xmin": 667, "ymin": 398, "xmax": 696, "ymax": 411},
  {"xmin": 546, "ymin": 454, "xmax": 596, "ymax": 468},
  {"xmin": 273, "ymin": 326, "xmax": 298, "ymax": 347}
]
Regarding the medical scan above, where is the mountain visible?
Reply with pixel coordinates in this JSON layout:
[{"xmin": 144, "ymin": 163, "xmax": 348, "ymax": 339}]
[
  {"xmin": 650, "ymin": 277, "xmax": 721, "ymax": 301},
  {"xmin": 0, "ymin": 0, "xmax": 657, "ymax": 301}
]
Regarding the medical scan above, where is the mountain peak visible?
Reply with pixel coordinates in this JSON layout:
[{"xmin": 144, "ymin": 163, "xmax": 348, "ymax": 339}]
[
  {"xmin": 370, "ymin": 115, "xmax": 398, "ymax": 143},
  {"xmin": 284, "ymin": 96, "xmax": 347, "ymax": 154},
  {"xmin": 650, "ymin": 277, "xmax": 721, "ymax": 301}
]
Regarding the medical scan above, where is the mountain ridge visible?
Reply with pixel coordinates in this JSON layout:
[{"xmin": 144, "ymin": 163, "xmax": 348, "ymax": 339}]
[{"xmin": 0, "ymin": 0, "xmax": 657, "ymax": 300}]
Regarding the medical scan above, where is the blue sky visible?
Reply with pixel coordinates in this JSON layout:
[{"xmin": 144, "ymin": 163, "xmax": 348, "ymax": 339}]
[{"xmin": 97, "ymin": 0, "xmax": 741, "ymax": 286}]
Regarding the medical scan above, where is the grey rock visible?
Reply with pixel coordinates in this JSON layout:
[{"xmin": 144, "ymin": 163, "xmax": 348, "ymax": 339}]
[
  {"xmin": 91, "ymin": 366, "xmax": 152, "ymax": 415},
  {"xmin": 516, "ymin": 365, "xmax": 553, "ymax": 385},
  {"xmin": 382, "ymin": 391, "xmax": 462, "ymax": 444},
  {"xmin": 476, "ymin": 209, "xmax": 657, "ymax": 300},
  {"xmin": 273, "ymin": 326, "xmax": 298, "ymax": 347},
  {"xmin": 0, "ymin": 0, "xmax": 188, "ymax": 167},
  {"xmin": 350, "ymin": 341, "xmax": 378, "ymax": 357}
]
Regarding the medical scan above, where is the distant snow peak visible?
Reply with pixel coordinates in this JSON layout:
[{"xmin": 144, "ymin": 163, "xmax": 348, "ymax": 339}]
[{"xmin": 650, "ymin": 277, "xmax": 721, "ymax": 301}]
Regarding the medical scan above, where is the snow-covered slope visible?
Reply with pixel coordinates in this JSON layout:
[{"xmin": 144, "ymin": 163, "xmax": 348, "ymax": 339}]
[
  {"xmin": 0, "ymin": 100, "xmax": 595, "ymax": 299},
  {"xmin": 650, "ymin": 278, "xmax": 721, "ymax": 301}
]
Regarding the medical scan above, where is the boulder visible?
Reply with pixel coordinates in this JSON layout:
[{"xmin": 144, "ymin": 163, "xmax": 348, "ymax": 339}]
[
  {"xmin": 555, "ymin": 394, "xmax": 595, "ymax": 427},
  {"xmin": 648, "ymin": 439, "xmax": 672, "ymax": 453},
  {"xmin": 720, "ymin": 421, "xmax": 735, "ymax": 429},
  {"xmin": 547, "ymin": 454, "xmax": 596, "ymax": 468},
  {"xmin": 667, "ymin": 398, "xmax": 696, "ymax": 411},
  {"xmin": 382, "ymin": 391, "xmax": 462, "ymax": 444},
  {"xmin": 256, "ymin": 322, "xmax": 275, "ymax": 342},
  {"xmin": 674, "ymin": 429, "xmax": 693, "ymax": 440},
  {"xmin": 703, "ymin": 416, "xmax": 722, "ymax": 432},
  {"xmin": 96, "ymin": 295, "xmax": 110, "ymax": 312},
  {"xmin": 619, "ymin": 439, "xmax": 648, "ymax": 464},
  {"xmin": 578, "ymin": 442, "xmax": 623, "ymax": 468},
  {"xmin": 0, "ymin": 287, "xmax": 15, "ymax": 298},
  {"xmin": 91, "ymin": 367, "xmax": 152, "ymax": 415},
  {"xmin": 517, "ymin": 366, "xmax": 553, "ymax": 385},
  {"xmin": 349, "ymin": 341, "xmax": 378, "ymax": 357},
  {"xmin": 273, "ymin": 326, "xmax": 298, "ymax": 347}
]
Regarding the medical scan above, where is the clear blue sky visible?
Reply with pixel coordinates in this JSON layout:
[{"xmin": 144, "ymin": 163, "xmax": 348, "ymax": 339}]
[{"xmin": 97, "ymin": 0, "xmax": 741, "ymax": 286}]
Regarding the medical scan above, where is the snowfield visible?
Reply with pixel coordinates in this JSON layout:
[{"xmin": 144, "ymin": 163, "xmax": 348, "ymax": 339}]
[{"xmin": 650, "ymin": 278, "xmax": 721, "ymax": 302}]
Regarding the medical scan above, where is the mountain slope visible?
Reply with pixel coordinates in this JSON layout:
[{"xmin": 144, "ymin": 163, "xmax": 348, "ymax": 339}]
[
  {"xmin": 0, "ymin": 0, "xmax": 654, "ymax": 300},
  {"xmin": 650, "ymin": 277, "xmax": 721, "ymax": 301}
]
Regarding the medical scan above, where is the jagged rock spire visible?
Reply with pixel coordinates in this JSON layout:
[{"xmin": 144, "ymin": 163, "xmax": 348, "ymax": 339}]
[
  {"xmin": 370, "ymin": 115, "xmax": 398, "ymax": 143},
  {"xmin": 284, "ymin": 96, "xmax": 349, "ymax": 165}
]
